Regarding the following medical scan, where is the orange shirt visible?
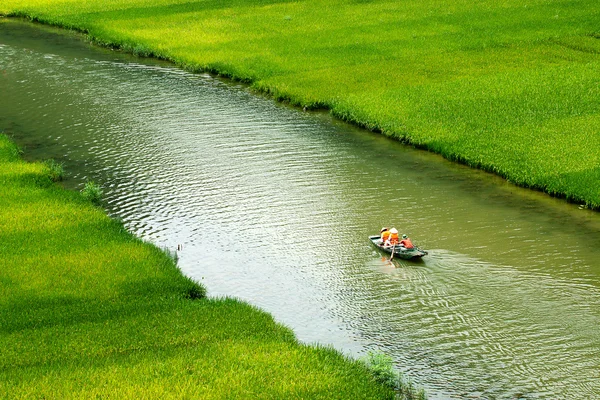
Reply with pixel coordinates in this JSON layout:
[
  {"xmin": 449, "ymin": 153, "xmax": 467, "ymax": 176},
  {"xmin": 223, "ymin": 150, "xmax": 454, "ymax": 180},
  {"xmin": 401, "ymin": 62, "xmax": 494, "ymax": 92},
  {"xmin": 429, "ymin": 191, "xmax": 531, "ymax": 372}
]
[
  {"xmin": 389, "ymin": 232, "xmax": 399, "ymax": 245},
  {"xmin": 400, "ymin": 238, "xmax": 414, "ymax": 249},
  {"xmin": 381, "ymin": 230, "xmax": 391, "ymax": 242}
]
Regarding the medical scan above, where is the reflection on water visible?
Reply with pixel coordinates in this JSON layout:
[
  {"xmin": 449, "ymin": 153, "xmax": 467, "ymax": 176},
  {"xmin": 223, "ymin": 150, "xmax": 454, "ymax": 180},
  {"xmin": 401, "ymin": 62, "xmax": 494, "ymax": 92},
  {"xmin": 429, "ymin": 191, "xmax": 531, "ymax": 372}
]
[{"xmin": 2, "ymin": 19, "xmax": 600, "ymax": 399}]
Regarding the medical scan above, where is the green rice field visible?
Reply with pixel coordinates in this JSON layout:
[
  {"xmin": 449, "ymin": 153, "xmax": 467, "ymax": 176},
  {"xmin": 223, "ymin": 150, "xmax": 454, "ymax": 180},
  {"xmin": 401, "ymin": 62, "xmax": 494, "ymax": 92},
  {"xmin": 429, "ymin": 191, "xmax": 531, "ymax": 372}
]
[
  {"xmin": 1, "ymin": 0, "xmax": 599, "ymax": 208},
  {"xmin": 0, "ymin": 134, "xmax": 394, "ymax": 398}
]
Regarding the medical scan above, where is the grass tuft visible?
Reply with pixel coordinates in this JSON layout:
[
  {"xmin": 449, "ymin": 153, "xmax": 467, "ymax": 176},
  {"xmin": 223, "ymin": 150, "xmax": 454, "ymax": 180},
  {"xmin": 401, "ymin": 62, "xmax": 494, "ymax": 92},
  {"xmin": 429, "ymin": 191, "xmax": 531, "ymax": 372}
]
[
  {"xmin": 183, "ymin": 277, "xmax": 207, "ymax": 300},
  {"xmin": 80, "ymin": 180, "xmax": 103, "ymax": 205},
  {"xmin": 362, "ymin": 351, "xmax": 427, "ymax": 400},
  {"xmin": 363, "ymin": 351, "xmax": 399, "ymax": 389},
  {"xmin": 43, "ymin": 159, "xmax": 64, "ymax": 182}
]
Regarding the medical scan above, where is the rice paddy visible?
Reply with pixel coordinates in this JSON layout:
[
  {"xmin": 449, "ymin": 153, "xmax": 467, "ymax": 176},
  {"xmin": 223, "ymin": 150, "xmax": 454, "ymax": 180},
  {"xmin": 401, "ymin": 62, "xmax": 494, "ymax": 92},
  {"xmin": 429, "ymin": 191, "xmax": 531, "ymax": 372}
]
[{"xmin": 1, "ymin": 0, "xmax": 598, "ymax": 207}]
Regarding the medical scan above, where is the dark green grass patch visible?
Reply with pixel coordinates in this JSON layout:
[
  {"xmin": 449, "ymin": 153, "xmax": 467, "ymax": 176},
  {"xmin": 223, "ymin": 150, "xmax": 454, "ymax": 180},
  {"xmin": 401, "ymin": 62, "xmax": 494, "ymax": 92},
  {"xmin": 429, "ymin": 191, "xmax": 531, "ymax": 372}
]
[{"xmin": 0, "ymin": 134, "xmax": 393, "ymax": 399}]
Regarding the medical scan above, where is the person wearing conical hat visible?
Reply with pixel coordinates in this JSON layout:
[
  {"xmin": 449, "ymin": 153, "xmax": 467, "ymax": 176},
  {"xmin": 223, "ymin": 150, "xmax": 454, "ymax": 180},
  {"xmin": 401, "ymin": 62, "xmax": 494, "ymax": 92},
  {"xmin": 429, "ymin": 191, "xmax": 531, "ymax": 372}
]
[
  {"xmin": 380, "ymin": 227, "xmax": 391, "ymax": 245},
  {"xmin": 386, "ymin": 228, "xmax": 399, "ymax": 246}
]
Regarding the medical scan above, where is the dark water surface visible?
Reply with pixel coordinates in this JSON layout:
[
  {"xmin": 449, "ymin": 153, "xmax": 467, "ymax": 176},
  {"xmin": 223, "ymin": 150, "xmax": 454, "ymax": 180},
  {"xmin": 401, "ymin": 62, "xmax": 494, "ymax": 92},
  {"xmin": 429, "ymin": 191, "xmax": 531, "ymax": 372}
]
[{"xmin": 2, "ymin": 19, "xmax": 599, "ymax": 399}]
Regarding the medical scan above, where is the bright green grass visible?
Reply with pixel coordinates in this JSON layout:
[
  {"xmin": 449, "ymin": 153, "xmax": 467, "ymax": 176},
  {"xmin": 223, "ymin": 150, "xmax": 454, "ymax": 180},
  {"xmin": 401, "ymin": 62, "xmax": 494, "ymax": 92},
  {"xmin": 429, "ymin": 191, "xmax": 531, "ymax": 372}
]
[
  {"xmin": 1, "ymin": 0, "xmax": 598, "ymax": 208},
  {"xmin": 0, "ymin": 134, "xmax": 393, "ymax": 399}
]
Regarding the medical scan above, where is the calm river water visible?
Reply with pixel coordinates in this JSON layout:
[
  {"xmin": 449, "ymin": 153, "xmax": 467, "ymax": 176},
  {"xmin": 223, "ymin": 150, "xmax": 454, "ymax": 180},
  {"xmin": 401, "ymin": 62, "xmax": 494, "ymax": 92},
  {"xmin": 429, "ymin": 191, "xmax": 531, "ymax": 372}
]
[{"xmin": 1, "ymin": 19, "xmax": 599, "ymax": 399}]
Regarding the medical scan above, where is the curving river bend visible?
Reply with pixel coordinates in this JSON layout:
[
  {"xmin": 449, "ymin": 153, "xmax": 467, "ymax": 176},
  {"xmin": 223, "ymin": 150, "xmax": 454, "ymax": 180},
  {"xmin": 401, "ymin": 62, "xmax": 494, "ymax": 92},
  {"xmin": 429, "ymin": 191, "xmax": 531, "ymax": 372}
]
[{"xmin": 1, "ymin": 20, "xmax": 599, "ymax": 399}]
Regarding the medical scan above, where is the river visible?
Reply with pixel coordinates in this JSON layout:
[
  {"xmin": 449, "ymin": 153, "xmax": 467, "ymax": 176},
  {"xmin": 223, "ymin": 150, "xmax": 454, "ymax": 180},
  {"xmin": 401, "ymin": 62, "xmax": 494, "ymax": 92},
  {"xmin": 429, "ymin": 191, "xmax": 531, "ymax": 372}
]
[{"xmin": 1, "ymin": 19, "xmax": 599, "ymax": 399}]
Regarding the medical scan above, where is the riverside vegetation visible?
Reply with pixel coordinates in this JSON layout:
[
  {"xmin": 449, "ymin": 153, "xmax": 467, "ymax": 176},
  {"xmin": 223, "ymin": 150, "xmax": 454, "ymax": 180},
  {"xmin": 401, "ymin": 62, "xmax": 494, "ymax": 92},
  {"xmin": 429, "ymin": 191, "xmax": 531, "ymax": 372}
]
[
  {"xmin": 0, "ymin": 133, "xmax": 400, "ymax": 398},
  {"xmin": 1, "ymin": 0, "xmax": 599, "ymax": 208}
]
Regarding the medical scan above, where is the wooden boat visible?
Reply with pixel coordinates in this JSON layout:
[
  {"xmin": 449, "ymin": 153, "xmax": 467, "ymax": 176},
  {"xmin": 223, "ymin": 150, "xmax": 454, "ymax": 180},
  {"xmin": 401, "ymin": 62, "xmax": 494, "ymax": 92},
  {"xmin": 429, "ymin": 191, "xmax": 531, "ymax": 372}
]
[{"xmin": 369, "ymin": 235, "xmax": 428, "ymax": 260}]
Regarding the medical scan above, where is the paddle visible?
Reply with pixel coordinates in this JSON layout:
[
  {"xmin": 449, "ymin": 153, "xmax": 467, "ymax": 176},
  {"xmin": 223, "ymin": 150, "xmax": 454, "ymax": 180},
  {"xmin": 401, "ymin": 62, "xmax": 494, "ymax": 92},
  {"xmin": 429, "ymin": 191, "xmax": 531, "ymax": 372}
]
[{"xmin": 389, "ymin": 243, "xmax": 395, "ymax": 262}]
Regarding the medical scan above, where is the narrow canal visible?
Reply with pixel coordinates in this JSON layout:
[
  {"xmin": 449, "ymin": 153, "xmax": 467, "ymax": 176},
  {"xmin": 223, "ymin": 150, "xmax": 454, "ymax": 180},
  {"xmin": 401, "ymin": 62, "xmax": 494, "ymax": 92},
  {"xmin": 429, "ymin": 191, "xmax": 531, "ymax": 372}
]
[{"xmin": 1, "ymin": 20, "xmax": 599, "ymax": 399}]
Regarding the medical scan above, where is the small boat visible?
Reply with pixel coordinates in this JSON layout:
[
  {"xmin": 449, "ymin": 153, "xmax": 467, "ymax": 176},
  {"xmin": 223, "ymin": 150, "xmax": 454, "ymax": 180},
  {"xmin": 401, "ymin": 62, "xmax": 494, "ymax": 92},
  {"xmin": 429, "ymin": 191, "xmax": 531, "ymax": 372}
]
[{"xmin": 369, "ymin": 235, "xmax": 428, "ymax": 260}]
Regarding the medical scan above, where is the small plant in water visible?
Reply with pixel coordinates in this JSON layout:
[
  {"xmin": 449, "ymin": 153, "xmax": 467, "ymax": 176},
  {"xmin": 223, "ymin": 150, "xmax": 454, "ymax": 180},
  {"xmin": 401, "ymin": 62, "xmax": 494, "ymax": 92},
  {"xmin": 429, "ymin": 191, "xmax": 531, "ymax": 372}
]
[
  {"xmin": 43, "ymin": 159, "xmax": 65, "ymax": 182},
  {"xmin": 362, "ymin": 351, "xmax": 426, "ymax": 400},
  {"xmin": 81, "ymin": 180, "xmax": 103, "ymax": 205},
  {"xmin": 363, "ymin": 351, "xmax": 398, "ymax": 388},
  {"xmin": 12, "ymin": 144, "xmax": 24, "ymax": 158}
]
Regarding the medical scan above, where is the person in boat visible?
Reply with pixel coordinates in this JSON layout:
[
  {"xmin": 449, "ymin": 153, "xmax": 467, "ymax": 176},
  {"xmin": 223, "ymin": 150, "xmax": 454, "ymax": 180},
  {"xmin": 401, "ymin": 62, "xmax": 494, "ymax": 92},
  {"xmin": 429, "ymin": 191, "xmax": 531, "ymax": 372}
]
[
  {"xmin": 380, "ymin": 227, "xmax": 391, "ymax": 245},
  {"xmin": 400, "ymin": 234, "xmax": 414, "ymax": 249},
  {"xmin": 385, "ymin": 228, "xmax": 400, "ymax": 247}
]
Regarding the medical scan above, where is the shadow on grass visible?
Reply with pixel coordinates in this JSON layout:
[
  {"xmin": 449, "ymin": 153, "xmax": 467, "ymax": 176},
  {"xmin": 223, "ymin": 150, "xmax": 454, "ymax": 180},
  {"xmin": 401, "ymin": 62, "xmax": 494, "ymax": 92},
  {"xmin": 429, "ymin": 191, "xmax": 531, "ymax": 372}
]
[{"xmin": 69, "ymin": 0, "xmax": 299, "ymax": 24}]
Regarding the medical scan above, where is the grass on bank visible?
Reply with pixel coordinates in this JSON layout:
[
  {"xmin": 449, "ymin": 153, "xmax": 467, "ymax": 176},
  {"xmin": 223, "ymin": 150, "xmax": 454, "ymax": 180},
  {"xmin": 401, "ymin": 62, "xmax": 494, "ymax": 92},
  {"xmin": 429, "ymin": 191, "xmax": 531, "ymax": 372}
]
[
  {"xmin": 0, "ymin": 133, "xmax": 395, "ymax": 399},
  {"xmin": 1, "ymin": 0, "xmax": 599, "ymax": 208}
]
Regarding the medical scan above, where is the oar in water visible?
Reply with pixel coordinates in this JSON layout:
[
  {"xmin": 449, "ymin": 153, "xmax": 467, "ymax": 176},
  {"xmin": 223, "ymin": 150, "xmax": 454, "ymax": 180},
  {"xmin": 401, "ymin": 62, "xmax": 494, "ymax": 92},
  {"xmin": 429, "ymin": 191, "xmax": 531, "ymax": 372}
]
[{"xmin": 389, "ymin": 243, "xmax": 396, "ymax": 262}]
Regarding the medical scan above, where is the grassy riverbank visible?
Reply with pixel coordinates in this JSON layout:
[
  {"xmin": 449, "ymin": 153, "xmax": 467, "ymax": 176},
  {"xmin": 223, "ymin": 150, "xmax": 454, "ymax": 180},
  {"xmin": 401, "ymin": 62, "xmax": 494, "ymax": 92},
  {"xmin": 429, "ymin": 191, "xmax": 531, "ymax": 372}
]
[
  {"xmin": 0, "ymin": 133, "xmax": 393, "ymax": 398},
  {"xmin": 1, "ymin": 0, "xmax": 599, "ymax": 208}
]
